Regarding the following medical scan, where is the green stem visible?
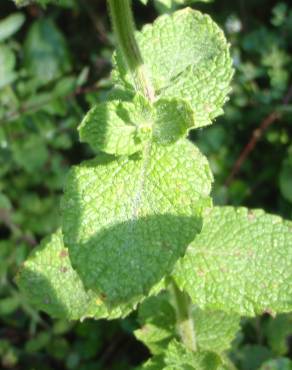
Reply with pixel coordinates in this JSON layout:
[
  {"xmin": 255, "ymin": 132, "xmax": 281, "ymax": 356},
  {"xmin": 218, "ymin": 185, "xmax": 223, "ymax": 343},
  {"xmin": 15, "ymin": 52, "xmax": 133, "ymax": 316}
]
[
  {"xmin": 168, "ymin": 278, "xmax": 197, "ymax": 352},
  {"xmin": 107, "ymin": 0, "xmax": 155, "ymax": 101}
]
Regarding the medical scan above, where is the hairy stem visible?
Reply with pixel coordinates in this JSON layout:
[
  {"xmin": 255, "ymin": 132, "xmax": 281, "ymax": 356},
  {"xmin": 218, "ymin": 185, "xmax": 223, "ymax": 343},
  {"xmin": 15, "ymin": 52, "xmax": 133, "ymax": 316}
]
[
  {"xmin": 168, "ymin": 278, "xmax": 197, "ymax": 352},
  {"xmin": 107, "ymin": 0, "xmax": 155, "ymax": 101}
]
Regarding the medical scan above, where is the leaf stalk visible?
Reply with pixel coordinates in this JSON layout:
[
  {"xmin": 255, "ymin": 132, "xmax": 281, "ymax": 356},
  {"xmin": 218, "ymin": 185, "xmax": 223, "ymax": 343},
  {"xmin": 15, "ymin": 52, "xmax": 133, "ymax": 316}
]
[
  {"xmin": 168, "ymin": 278, "xmax": 197, "ymax": 352},
  {"xmin": 107, "ymin": 0, "xmax": 155, "ymax": 102}
]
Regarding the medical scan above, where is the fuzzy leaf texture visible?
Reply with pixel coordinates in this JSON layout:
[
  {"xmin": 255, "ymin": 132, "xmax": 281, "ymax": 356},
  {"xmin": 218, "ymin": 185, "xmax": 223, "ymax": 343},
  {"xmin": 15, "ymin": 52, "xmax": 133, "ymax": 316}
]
[
  {"xmin": 135, "ymin": 292, "xmax": 240, "ymax": 355},
  {"xmin": 16, "ymin": 230, "xmax": 161, "ymax": 320},
  {"xmin": 79, "ymin": 93, "xmax": 195, "ymax": 155},
  {"xmin": 113, "ymin": 8, "xmax": 233, "ymax": 128},
  {"xmin": 174, "ymin": 207, "xmax": 292, "ymax": 316},
  {"xmin": 61, "ymin": 140, "xmax": 213, "ymax": 305},
  {"xmin": 137, "ymin": 340, "xmax": 223, "ymax": 369}
]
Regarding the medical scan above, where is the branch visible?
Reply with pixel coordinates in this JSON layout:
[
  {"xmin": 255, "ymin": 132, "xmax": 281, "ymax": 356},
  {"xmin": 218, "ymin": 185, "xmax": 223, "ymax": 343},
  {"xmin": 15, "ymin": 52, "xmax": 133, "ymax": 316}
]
[
  {"xmin": 0, "ymin": 83, "xmax": 100, "ymax": 127},
  {"xmin": 0, "ymin": 208, "xmax": 36, "ymax": 247},
  {"xmin": 225, "ymin": 85, "xmax": 292, "ymax": 186}
]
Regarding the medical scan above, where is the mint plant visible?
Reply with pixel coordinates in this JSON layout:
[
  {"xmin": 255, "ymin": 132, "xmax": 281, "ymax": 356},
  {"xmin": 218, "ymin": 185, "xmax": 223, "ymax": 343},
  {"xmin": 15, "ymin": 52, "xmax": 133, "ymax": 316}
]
[{"xmin": 16, "ymin": 0, "xmax": 292, "ymax": 368}]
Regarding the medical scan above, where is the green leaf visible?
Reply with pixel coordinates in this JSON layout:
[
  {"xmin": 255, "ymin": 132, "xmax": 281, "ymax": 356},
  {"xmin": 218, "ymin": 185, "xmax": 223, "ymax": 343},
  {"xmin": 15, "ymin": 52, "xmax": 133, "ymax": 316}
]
[
  {"xmin": 135, "ymin": 292, "xmax": 240, "ymax": 355},
  {"xmin": 136, "ymin": 357, "xmax": 165, "ymax": 370},
  {"xmin": 62, "ymin": 140, "xmax": 212, "ymax": 305},
  {"xmin": 279, "ymin": 151, "xmax": 292, "ymax": 203},
  {"xmin": 24, "ymin": 19, "xmax": 71, "ymax": 84},
  {"xmin": 13, "ymin": 0, "xmax": 74, "ymax": 7},
  {"xmin": 259, "ymin": 358, "xmax": 292, "ymax": 370},
  {"xmin": 0, "ymin": 44, "xmax": 16, "ymax": 88},
  {"xmin": 265, "ymin": 314, "xmax": 292, "ymax": 355},
  {"xmin": 236, "ymin": 345, "xmax": 273, "ymax": 370},
  {"xmin": 137, "ymin": 340, "xmax": 223, "ymax": 370},
  {"xmin": 153, "ymin": 98, "xmax": 195, "ymax": 144},
  {"xmin": 154, "ymin": 0, "xmax": 213, "ymax": 14},
  {"xmin": 174, "ymin": 206, "xmax": 292, "ymax": 316},
  {"xmin": 79, "ymin": 94, "xmax": 153, "ymax": 156},
  {"xmin": 0, "ymin": 13, "xmax": 25, "ymax": 42},
  {"xmin": 164, "ymin": 340, "xmax": 222, "ymax": 369},
  {"xmin": 192, "ymin": 307, "xmax": 240, "ymax": 353},
  {"xmin": 11, "ymin": 135, "xmax": 49, "ymax": 173},
  {"xmin": 114, "ymin": 8, "xmax": 233, "ymax": 128},
  {"xmin": 79, "ymin": 94, "xmax": 195, "ymax": 155},
  {"xmin": 16, "ymin": 230, "xmax": 142, "ymax": 320}
]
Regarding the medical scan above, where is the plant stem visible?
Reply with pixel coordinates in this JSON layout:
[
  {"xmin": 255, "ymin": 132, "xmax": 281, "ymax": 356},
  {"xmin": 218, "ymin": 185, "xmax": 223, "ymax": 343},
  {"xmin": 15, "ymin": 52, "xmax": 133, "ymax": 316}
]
[
  {"xmin": 168, "ymin": 278, "xmax": 197, "ymax": 352},
  {"xmin": 107, "ymin": 0, "xmax": 155, "ymax": 102}
]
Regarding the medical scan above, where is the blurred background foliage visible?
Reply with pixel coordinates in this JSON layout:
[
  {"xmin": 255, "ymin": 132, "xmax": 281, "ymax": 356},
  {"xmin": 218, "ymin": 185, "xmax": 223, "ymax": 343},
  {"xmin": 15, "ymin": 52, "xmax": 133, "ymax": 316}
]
[{"xmin": 0, "ymin": 0, "xmax": 291, "ymax": 369}]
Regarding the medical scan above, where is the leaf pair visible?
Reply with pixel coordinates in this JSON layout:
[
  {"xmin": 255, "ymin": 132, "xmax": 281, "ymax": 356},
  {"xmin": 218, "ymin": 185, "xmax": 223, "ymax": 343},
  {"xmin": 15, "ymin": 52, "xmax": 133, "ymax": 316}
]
[
  {"xmin": 17, "ymin": 205, "xmax": 292, "ymax": 320},
  {"xmin": 79, "ymin": 94, "xmax": 195, "ymax": 155},
  {"xmin": 80, "ymin": 9, "xmax": 234, "ymax": 156}
]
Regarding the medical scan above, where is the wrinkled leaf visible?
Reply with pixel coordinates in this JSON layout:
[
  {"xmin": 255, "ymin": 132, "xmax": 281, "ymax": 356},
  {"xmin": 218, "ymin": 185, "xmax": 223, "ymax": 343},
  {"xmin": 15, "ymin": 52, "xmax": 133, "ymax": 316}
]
[{"xmin": 174, "ymin": 206, "xmax": 292, "ymax": 316}]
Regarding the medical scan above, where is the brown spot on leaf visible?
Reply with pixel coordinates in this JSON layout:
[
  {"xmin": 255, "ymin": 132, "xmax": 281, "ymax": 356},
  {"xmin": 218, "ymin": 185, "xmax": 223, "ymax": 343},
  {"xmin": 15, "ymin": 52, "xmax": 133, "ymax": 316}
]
[
  {"xmin": 248, "ymin": 210, "xmax": 255, "ymax": 221},
  {"xmin": 264, "ymin": 308, "xmax": 276, "ymax": 318},
  {"xmin": 60, "ymin": 266, "xmax": 68, "ymax": 273},
  {"xmin": 59, "ymin": 249, "xmax": 68, "ymax": 258}
]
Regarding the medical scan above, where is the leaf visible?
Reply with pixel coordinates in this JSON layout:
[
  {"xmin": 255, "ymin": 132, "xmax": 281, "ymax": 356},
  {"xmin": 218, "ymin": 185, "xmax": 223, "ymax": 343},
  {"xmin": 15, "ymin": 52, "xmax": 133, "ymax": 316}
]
[
  {"xmin": 164, "ymin": 340, "xmax": 222, "ymax": 369},
  {"xmin": 62, "ymin": 140, "xmax": 212, "ymax": 305},
  {"xmin": 264, "ymin": 314, "xmax": 292, "ymax": 355},
  {"xmin": 79, "ymin": 94, "xmax": 195, "ymax": 156},
  {"xmin": 0, "ymin": 44, "xmax": 16, "ymax": 88},
  {"xmin": 0, "ymin": 13, "xmax": 25, "ymax": 42},
  {"xmin": 16, "ymin": 230, "xmax": 143, "ymax": 320},
  {"xmin": 154, "ymin": 0, "xmax": 213, "ymax": 14},
  {"xmin": 259, "ymin": 358, "xmax": 292, "ymax": 370},
  {"xmin": 13, "ymin": 0, "xmax": 74, "ymax": 7},
  {"xmin": 79, "ymin": 94, "xmax": 152, "ymax": 156},
  {"xmin": 113, "ymin": 8, "xmax": 233, "ymax": 128},
  {"xmin": 135, "ymin": 292, "xmax": 240, "ymax": 355},
  {"xmin": 279, "ymin": 151, "xmax": 292, "ymax": 203},
  {"xmin": 24, "ymin": 19, "xmax": 71, "ymax": 84},
  {"xmin": 237, "ymin": 345, "xmax": 273, "ymax": 370},
  {"xmin": 11, "ymin": 135, "xmax": 49, "ymax": 173},
  {"xmin": 174, "ymin": 206, "xmax": 292, "ymax": 316},
  {"xmin": 192, "ymin": 307, "xmax": 240, "ymax": 353},
  {"xmin": 137, "ymin": 340, "xmax": 223, "ymax": 370},
  {"xmin": 153, "ymin": 98, "xmax": 195, "ymax": 144}
]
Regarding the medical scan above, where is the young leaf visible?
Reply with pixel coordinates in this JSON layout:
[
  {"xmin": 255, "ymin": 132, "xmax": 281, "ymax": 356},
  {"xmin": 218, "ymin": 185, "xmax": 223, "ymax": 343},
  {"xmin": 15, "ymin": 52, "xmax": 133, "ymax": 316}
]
[
  {"xmin": 135, "ymin": 292, "xmax": 240, "ymax": 355},
  {"xmin": 136, "ymin": 340, "xmax": 223, "ymax": 370},
  {"xmin": 174, "ymin": 207, "xmax": 292, "ymax": 316},
  {"xmin": 113, "ymin": 8, "xmax": 233, "ymax": 128},
  {"xmin": 62, "ymin": 140, "xmax": 212, "ymax": 305},
  {"xmin": 78, "ymin": 94, "xmax": 153, "ymax": 156},
  {"xmin": 164, "ymin": 340, "xmax": 222, "ymax": 369},
  {"xmin": 79, "ymin": 94, "xmax": 195, "ymax": 156},
  {"xmin": 153, "ymin": 98, "xmax": 195, "ymax": 144},
  {"xmin": 16, "ymin": 230, "xmax": 152, "ymax": 320}
]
